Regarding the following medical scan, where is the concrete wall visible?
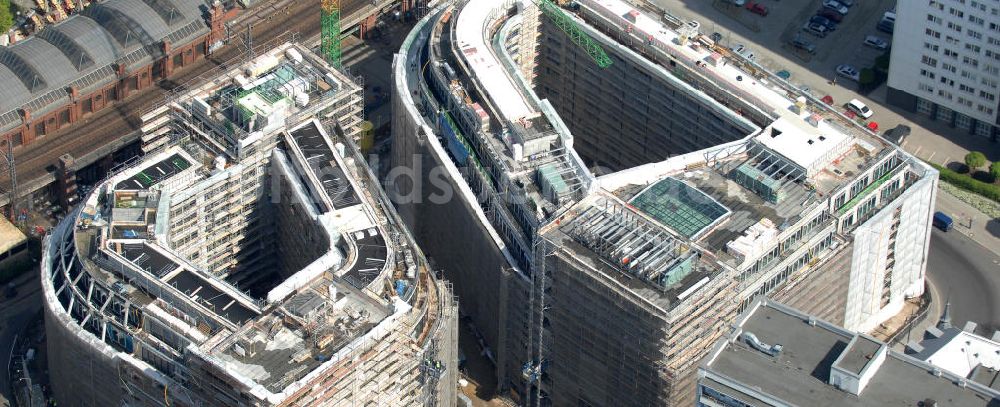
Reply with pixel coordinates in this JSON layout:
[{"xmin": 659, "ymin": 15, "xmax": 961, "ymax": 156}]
[
  {"xmin": 389, "ymin": 87, "xmax": 520, "ymax": 386},
  {"xmin": 532, "ymin": 21, "xmax": 752, "ymax": 171}
]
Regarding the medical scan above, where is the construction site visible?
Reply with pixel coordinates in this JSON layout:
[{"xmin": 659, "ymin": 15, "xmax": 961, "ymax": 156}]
[
  {"xmin": 391, "ymin": 0, "xmax": 938, "ymax": 405},
  {"xmin": 40, "ymin": 42, "xmax": 459, "ymax": 406}
]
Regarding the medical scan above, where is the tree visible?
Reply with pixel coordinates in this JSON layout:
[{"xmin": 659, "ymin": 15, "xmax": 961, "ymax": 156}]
[
  {"xmin": 990, "ymin": 161, "xmax": 1000, "ymax": 182},
  {"xmin": 965, "ymin": 151, "xmax": 987, "ymax": 171},
  {"xmin": 0, "ymin": 0, "xmax": 12, "ymax": 34}
]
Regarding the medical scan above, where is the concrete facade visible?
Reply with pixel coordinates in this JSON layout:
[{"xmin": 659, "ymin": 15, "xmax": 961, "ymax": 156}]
[
  {"xmin": 41, "ymin": 43, "xmax": 458, "ymax": 407},
  {"xmin": 887, "ymin": 0, "xmax": 1000, "ymax": 141},
  {"xmin": 391, "ymin": 0, "xmax": 939, "ymax": 405}
]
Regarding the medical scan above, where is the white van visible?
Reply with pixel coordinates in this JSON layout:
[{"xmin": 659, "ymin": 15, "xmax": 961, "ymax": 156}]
[{"xmin": 847, "ymin": 99, "xmax": 874, "ymax": 119}]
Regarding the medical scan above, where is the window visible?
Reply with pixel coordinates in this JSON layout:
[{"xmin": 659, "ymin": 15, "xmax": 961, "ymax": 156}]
[
  {"xmin": 950, "ymin": 7, "xmax": 964, "ymax": 17},
  {"xmin": 917, "ymin": 97, "xmax": 936, "ymax": 115},
  {"xmin": 946, "ymin": 35, "xmax": 960, "ymax": 44},
  {"xmin": 969, "ymin": 15, "xmax": 985, "ymax": 25},
  {"xmin": 968, "ymin": 29, "xmax": 983, "ymax": 40},
  {"xmin": 920, "ymin": 69, "xmax": 937, "ymax": 79},
  {"xmin": 948, "ymin": 21, "xmax": 963, "ymax": 32},
  {"xmin": 943, "ymin": 62, "xmax": 958, "ymax": 72},
  {"xmin": 59, "ymin": 109, "xmax": 70, "ymax": 125},
  {"xmin": 991, "ymin": 22, "xmax": 1000, "ymax": 32},
  {"xmin": 82, "ymin": 98, "xmax": 93, "ymax": 114},
  {"xmin": 927, "ymin": 28, "xmax": 942, "ymax": 38},
  {"xmin": 965, "ymin": 43, "xmax": 982, "ymax": 53},
  {"xmin": 928, "ymin": 14, "xmax": 943, "ymax": 23},
  {"xmin": 944, "ymin": 49, "xmax": 959, "ymax": 59},
  {"xmin": 919, "ymin": 82, "xmax": 935, "ymax": 92},
  {"xmin": 980, "ymin": 90, "xmax": 996, "ymax": 101},
  {"xmin": 940, "ymin": 76, "xmax": 955, "ymax": 86},
  {"xmin": 961, "ymin": 70, "xmax": 977, "ymax": 79},
  {"xmin": 963, "ymin": 56, "xmax": 980, "ymax": 67},
  {"xmin": 172, "ymin": 53, "xmax": 183, "ymax": 68},
  {"xmin": 922, "ymin": 55, "xmax": 939, "ymax": 67},
  {"xmin": 956, "ymin": 112, "xmax": 973, "ymax": 129},
  {"xmin": 925, "ymin": 42, "xmax": 941, "ymax": 51}
]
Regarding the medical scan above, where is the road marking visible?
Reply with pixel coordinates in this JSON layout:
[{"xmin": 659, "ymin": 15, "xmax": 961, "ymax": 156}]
[{"xmin": 927, "ymin": 151, "xmax": 936, "ymax": 162}]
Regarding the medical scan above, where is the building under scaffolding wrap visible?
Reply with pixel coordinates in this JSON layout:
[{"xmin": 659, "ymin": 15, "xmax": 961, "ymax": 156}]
[
  {"xmin": 41, "ymin": 42, "xmax": 458, "ymax": 407},
  {"xmin": 391, "ymin": 0, "xmax": 938, "ymax": 405}
]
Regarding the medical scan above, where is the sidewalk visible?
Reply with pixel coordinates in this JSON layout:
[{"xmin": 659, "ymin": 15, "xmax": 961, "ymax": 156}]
[{"xmin": 934, "ymin": 186, "xmax": 1000, "ymax": 256}]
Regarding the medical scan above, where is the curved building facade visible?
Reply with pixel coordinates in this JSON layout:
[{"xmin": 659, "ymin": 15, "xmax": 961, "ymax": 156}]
[
  {"xmin": 42, "ymin": 42, "xmax": 457, "ymax": 407},
  {"xmin": 392, "ymin": 0, "xmax": 937, "ymax": 405}
]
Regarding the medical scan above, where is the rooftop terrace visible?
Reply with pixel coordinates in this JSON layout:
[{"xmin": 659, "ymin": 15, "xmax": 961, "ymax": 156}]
[{"xmin": 544, "ymin": 193, "xmax": 723, "ymax": 310}]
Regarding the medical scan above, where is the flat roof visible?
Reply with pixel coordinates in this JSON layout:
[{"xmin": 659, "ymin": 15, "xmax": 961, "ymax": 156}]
[
  {"xmin": 755, "ymin": 117, "xmax": 853, "ymax": 173},
  {"xmin": 630, "ymin": 177, "xmax": 729, "ymax": 239},
  {"xmin": 165, "ymin": 269, "xmax": 258, "ymax": 326},
  {"xmin": 454, "ymin": 0, "xmax": 533, "ymax": 121},
  {"xmin": 0, "ymin": 217, "xmax": 26, "ymax": 254},
  {"xmin": 288, "ymin": 122, "xmax": 361, "ymax": 209},
  {"xmin": 341, "ymin": 228, "xmax": 387, "ymax": 290},
  {"xmin": 911, "ymin": 326, "xmax": 1000, "ymax": 379},
  {"xmin": 116, "ymin": 153, "xmax": 191, "ymax": 190},
  {"xmin": 703, "ymin": 302, "xmax": 1000, "ymax": 406}
]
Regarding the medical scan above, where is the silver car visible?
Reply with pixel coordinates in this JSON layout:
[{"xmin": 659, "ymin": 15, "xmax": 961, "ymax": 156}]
[{"xmin": 863, "ymin": 35, "xmax": 889, "ymax": 50}]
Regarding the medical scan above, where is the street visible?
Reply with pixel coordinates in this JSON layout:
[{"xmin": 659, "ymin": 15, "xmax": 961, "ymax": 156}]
[
  {"xmin": 647, "ymin": 0, "xmax": 1000, "ymax": 165},
  {"xmin": 925, "ymin": 228, "xmax": 1000, "ymax": 335}
]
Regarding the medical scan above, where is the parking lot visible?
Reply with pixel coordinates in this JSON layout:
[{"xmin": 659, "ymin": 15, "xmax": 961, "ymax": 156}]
[
  {"xmin": 639, "ymin": 0, "xmax": 998, "ymax": 166},
  {"xmin": 647, "ymin": 0, "xmax": 895, "ymax": 93}
]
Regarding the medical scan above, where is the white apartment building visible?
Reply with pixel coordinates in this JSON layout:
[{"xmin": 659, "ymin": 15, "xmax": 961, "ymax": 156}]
[{"xmin": 887, "ymin": 0, "xmax": 1000, "ymax": 141}]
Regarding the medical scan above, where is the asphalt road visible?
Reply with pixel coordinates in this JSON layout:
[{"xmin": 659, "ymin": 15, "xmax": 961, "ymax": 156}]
[{"xmin": 925, "ymin": 228, "xmax": 1000, "ymax": 335}]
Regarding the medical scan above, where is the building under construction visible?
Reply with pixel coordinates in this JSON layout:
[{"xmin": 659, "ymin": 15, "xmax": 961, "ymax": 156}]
[
  {"xmin": 391, "ymin": 0, "xmax": 938, "ymax": 405},
  {"xmin": 41, "ymin": 42, "xmax": 458, "ymax": 407}
]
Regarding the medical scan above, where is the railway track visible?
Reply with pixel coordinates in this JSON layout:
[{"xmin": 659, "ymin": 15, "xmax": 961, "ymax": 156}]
[{"xmin": 1, "ymin": 0, "xmax": 380, "ymax": 205}]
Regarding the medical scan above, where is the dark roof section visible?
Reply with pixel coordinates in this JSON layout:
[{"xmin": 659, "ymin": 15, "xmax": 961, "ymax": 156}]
[
  {"xmin": 342, "ymin": 229, "xmax": 387, "ymax": 289},
  {"xmin": 116, "ymin": 153, "xmax": 191, "ymax": 189},
  {"xmin": 168, "ymin": 269, "xmax": 258, "ymax": 326},
  {"xmin": 288, "ymin": 122, "xmax": 361, "ymax": 209},
  {"xmin": 121, "ymin": 243, "xmax": 178, "ymax": 278},
  {"xmin": 0, "ymin": 0, "xmax": 210, "ymax": 131}
]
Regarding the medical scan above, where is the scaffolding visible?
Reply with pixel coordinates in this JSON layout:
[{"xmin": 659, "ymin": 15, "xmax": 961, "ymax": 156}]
[
  {"xmin": 322, "ymin": 0, "xmax": 342, "ymax": 68},
  {"xmin": 537, "ymin": 0, "xmax": 612, "ymax": 68}
]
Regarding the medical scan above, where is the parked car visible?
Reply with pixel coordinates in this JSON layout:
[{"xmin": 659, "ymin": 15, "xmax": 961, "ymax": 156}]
[
  {"xmin": 810, "ymin": 15, "xmax": 838, "ymax": 30},
  {"xmin": 846, "ymin": 98, "xmax": 873, "ymax": 118},
  {"xmin": 791, "ymin": 37, "xmax": 817, "ymax": 54},
  {"xmin": 877, "ymin": 11, "xmax": 896, "ymax": 33},
  {"xmin": 836, "ymin": 64, "xmax": 860, "ymax": 81},
  {"xmin": 730, "ymin": 0, "xmax": 747, "ymax": 5},
  {"xmin": 687, "ymin": 20, "xmax": 701, "ymax": 31},
  {"xmin": 837, "ymin": 0, "xmax": 856, "ymax": 7},
  {"xmin": 933, "ymin": 211, "xmax": 954, "ymax": 232},
  {"xmin": 803, "ymin": 22, "xmax": 830, "ymax": 38},
  {"xmin": 731, "ymin": 44, "xmax": 756, "ymax": 60},
  {"xmin": 746, "ymin": 1, "xmax": 768, "ymax": 15},
  {"xmin": 863, "ymin": 35, "xmax": 889, "ymax": 50},
  {"xmin": 883, "ymin": 124, "xmax": 911, "ymax": 145},
  {"xmin": 822, "ymin": 0, "xmax": 849, "ymax": 15},
  {"xmin": 710, "ymin": 32, "xmax": 723, "ymax": 43},
  {"xmin": 818, "ymin": 8, "xmax": 844, "ymax": 22}
]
